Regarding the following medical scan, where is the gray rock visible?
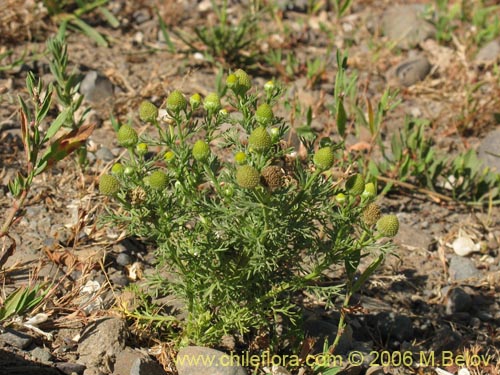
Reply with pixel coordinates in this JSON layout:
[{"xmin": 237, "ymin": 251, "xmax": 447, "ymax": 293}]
[
  {"xmin": 80, "ymin": 71, "xmax": 114, "ymax": 103},
  {"xmin": 275, "ymin": 0, "xmax": 309, "ymax": 12},
  {"xmin": 393, "ymin": 56, "xmax": 432, "ymax": 87},
  {"xmin": 176, "ymin": 346, "xmax": 247, "ymax": 375},
  {"xmin": 448, "ymin": 255, "xmax": 481, "ymax": 281},
  {"xmin": 475, "ymin": 39, "xmax": 500, "ymax": 64},
  {"xmin": 0, "ymin": 328, "xmax": 33, "ymax": 349},
  {"xmin": 55, "ymin": 362, "xmax": 86, "ymax": 375},
  {"xmin": 116, "ymin": 252, "xmax": 133, "ymax": 267},
  {"xmin": 431, "ymin": 326, "xmax": 462, "ymax": 352},
  {"xmin": 382, "ymin": 5, "xmax": 436, "ymax": 49},
  {"xmin": 446, "ymin": 287, "xmax": 472, "ymax": 314},
  {"xmin": 109, "ymin": 272, "xmax": 130, "ymax": 287},
  {"xmin": 113, "ymin": 347, "xmax": 166, "ymax": 375},
  {"xmin": 131, "ymin": 357, "xmax": 166, "ymax": 375},
  {"xmin": 77, "ymin": 318, "xmax": 128, "ymax": 370},
  {"xmin": 374, "ymin": 312, "xmax": 413, "ymax": 342},
  {"xmin": 395, "ymin": 222, "xmax": 432, "ymax": 250},
  {"xmin": 0, "ymin": 366, "xmax": 62, "ymax": 375},
  {"xmin": 95, "ymin": 147, "xmax": 115, "ymax": 163},
  {"xmin": 30, "ymin": 347, "xmax": 53, "ymax": 364},
  {"xmin": 477, "ymin": 310, "xmax": 493, "ymax": 321},
  {"xmin": 133, "ymin": 9, "xmax": 151, "ymax": 24},
  {"xmin": 477, "ymin": 128, "xmax": 500, "ymax": 173}
]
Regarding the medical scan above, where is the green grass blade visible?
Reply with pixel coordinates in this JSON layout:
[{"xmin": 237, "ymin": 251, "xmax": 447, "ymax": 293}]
[{"xmin": 70, "ymin": 18, "xmax": 108, "ymax": 47}]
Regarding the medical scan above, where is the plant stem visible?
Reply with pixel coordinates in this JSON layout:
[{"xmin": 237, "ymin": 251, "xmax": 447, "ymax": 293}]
[
  {"xmin": 0, "ymin": 189, "xmax": 28, "ymax": 238},
  {"xmin": 329, "ymin": 286, "xmax": 352, "ymax": 354}
]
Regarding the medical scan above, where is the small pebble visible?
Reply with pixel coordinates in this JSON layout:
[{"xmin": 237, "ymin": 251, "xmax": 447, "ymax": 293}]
[
  {"xmin": 0, "ymin": 328, "xmax": 33, "ymax": 349},
  {"xmin": 394, "ymin": 55, "xmax": 431, "ymax": 86},
  {"xmin": 95, "ymin": 147, "xmax": 115, "ymax": 162}
]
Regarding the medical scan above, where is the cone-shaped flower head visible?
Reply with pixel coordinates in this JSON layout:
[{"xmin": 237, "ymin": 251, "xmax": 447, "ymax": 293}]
[
  {"xmin": 362, "ymin": 182, "xmax": 376, "ymax": 198},
  {"xmin": 234, "ymin": 69, "xmax": 251, "ymax": 94},
  {"xmin": 164, "ymin": 150, "xmax": 175, "ymax": 163},
  {"xmin": 346, "ymin": 174, "xmax": 365, "ymax": 195},
  {"xmin": 234, "ymin": 151, "xmax": 247, "ymax": 165},
  {"xmin": 335, "ymin": 193, "xmax": 346, "ymax": 203},
  {"xmin": 255, "ymin": 103, "xmax": 274, "ymax": 125},
  {"xmin": 264, "ymin": 80, "xmax": 275, "ymax": 93},
  {"xmin": 139, "ymin": 100, "xmax": 158, "ymax": 123},
  {"xmin": 166, "ymin": 90, "xmax": 187, "ymax": 113},
  {"xmin": 362, "ymin": 203, "xmax": 381, "ymax": 225},
  {"xmin": 236, "ymin": 165, "xmax": 260, "ymax": 189},
  {"xmin": 261, "ymin": 165, "xmax": 284, "ymax": 190},
  {"xmin": 149, "ymin": 170, "xmax": 168, "ymax": 190},
  {"xmin": 117, "ymin": 125, "xmax": 138, "ymax": 148},
  {"xmin": 111, "ymin": 163, "xmax": 124, "ymax": 175},
  {"xmin": 190, "ymin": 93, "xmax": 201, "ymax": 109},
  {"xmin": 313, "ymin": 147, "xmax": 334, "ymax": 170},
  {"xmin": 226, "ymin": 74, "xmax": 238, "ymax": 90},
  {"xmin": 99, "ymin": 174, "xmax": 120, "ymax": 195},
  {"xmin": 136, "ymin": 142, "xmax": 148, "ymax": 156},
  {"xmin": 192, "ymin": 140, "xmax": 211, "ymax": 162},
  {"xmin": 248, "ymin": 126, "xmax": 272, "ymax": 153},
  {"xmin": 203, "ymin": 93, "xmax": 221, "ymax": 112},
  {"xmin": 376, "ymin": 214, "xmax": 399, "ymax": 237}
]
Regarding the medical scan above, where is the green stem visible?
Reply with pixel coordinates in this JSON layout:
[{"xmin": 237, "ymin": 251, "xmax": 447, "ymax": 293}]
[
  {"xmin": 203, "ymin": 164, "xmax": 222, "ymax": 195},
  {"xmin": 329, "ymin": 286, "xmax": 352, "ymax": 354},
  {"xmin": 0, "ymin": 189, "xmax": 28, "ymax": 239},
  {"xmin": 288, "ymin": 169, "xmax": 322, "ymax": 208}
]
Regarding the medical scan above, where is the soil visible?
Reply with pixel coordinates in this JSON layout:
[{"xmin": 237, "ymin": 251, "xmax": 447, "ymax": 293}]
[{"xmin": 0, "ymin": 1, "xmax": 499, "ymax": 374}]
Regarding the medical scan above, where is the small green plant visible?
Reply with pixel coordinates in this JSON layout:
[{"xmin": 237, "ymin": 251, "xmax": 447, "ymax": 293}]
[
  {"xmin": 368, "ymin": 117, "xmax": 500, "ymax": 204},
  {"xmin": 102, "ymin": 68, "xmax": 398, "ymax": 348},
  {"xmin": 0, "ymin": 71, "xmax": 94, "ymax": 268},
  {"xmin": 0, "ymin": 49, "xmax": 26, "ymax": 72},
  {"xmin": 331, "ymin": 0, "xmax": 353, "ymax": 19},
  {"xmin": 172, "ymin": 0, "xmax": 261, "ymax": 67},
  {"xmin": 0, "ymin": 284, "xmax": 46, "ymax": 324},
  {"xmin": 427, "ymin": 1, "xmax": 500, "ymax": 45}
]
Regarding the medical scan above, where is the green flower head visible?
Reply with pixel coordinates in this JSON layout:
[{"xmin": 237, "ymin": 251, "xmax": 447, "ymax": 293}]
[
  {"xmin": 335, "ymin": 193, "xmax": 346, "ymax": 203},
  {"xmin": 234, "ymin": 151, "xmax": 247, "ymax": 165},
  {"xmin": 138, "ymin": 100, "xmax": 158, "ymax": 123},
  {"xmin": 136, "ymin": 142, "xmax": 148, "ymax": 156},
  {"xmin": 192, "ymin": 140, "xmax": 211, "ymax": 162},
  {"xmin": 236, "ymin": 165, "xmax": 260, "ymax": 189},
  {"xmin": 117, "ymin": 125, "xmax": 138, "ymax": 148},
  {"xmin": 362, "ymin": 182, "xmax": 376, "ymax": 198},
  {"xmin": 99, "ymin": 174, "xmax": 120, "ymax": 195},
  {"xmin": 234, "ymin": 69, "xmax": 251, "ymax": 94},
  {"xmin": 248, "ymin": 126, "xmax": 272, "ymax": 153},
  {"xmin": 203, "ymin": 93, "xmax": 221, "ymax": 113},
  {"xmin": 226, "ymin": 74, "xmax": 238, "ymax": 89},
  {"xmin": 190, "ymin": 93, "xmax": 201, "ymax": 109},
  {"xmin": 164, "ymin": 150, "xmax": 175, "ymax": 163},
  {"xmin": 149, "ymin": 170, "xmax": 168, "ymax": 190},
  {"xmin": 111, "ymin": 163, "xmax": 124, "ymax": 175},
  {"xmin": 346, "ymin": 174, "xmax": 365, "ymax": 196},
  {"xmin": 166, "ymin": 90, "xmax": 187, "ymax": 114},
  {"xmin": 313, "ymin": 147, "xmax": 334, "ymax": 170},
  {"xmin": 376, "ymin": 215, "xmax": 400, "ymax": 237},
  {"xmin": 255, "ymin": 103, "xmax": 274, "ymax": 126},
  {"xmin": 264, "ymin": 80, "xmax": 275, "ymax": 92}
]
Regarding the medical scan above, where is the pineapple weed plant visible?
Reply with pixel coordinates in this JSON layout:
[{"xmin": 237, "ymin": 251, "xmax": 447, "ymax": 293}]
[{"xmin": 100, "ymin": 69, "xmax": 399, "ymax": 350}]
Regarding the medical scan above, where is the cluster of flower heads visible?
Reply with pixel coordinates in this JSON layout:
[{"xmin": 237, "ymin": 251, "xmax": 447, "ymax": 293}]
[{"xmin": 99, "ymin": 69, "xmax": 399, "ymax": 238}]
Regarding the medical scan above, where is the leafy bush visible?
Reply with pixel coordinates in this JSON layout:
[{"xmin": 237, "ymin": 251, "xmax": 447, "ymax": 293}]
[{"xmin": 101, "ymin": 70, "xmax": 398, "ymax": 347}]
